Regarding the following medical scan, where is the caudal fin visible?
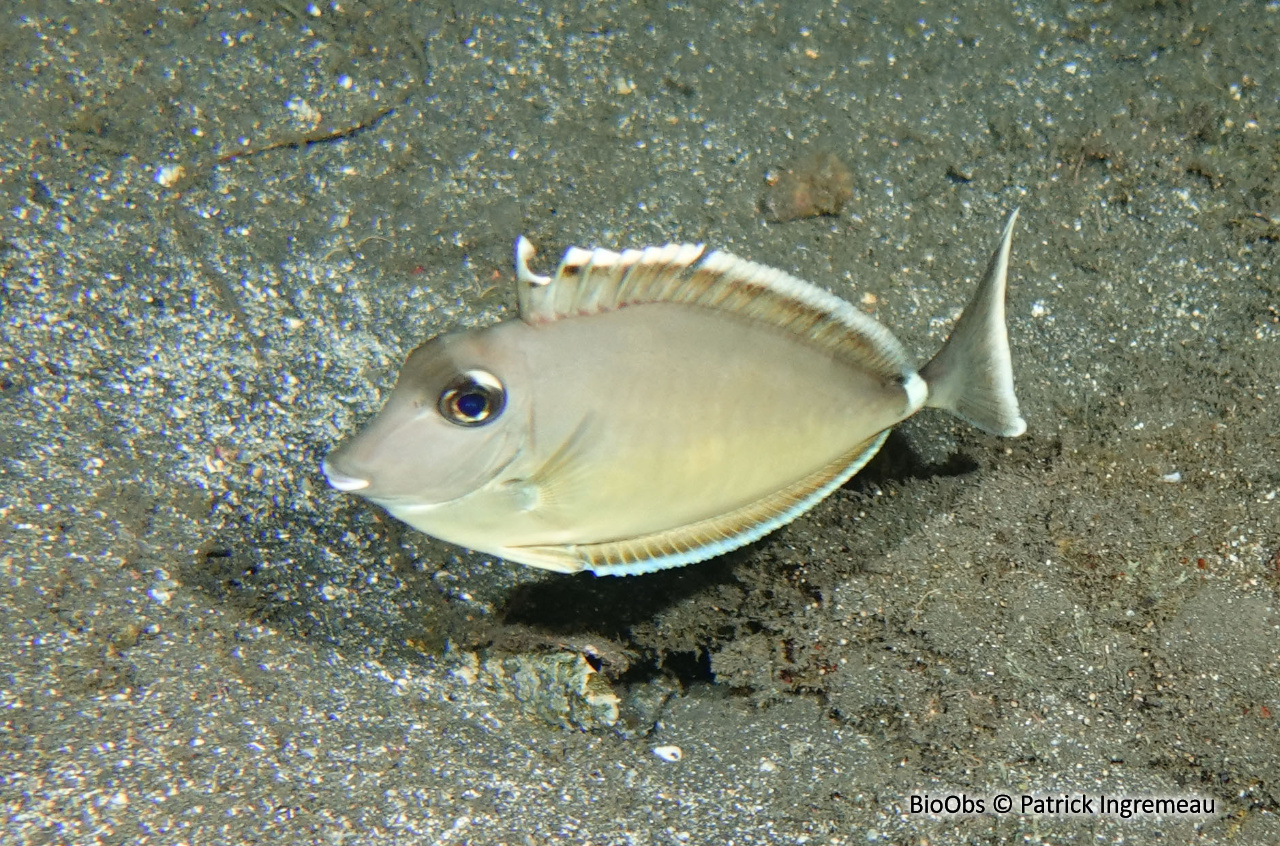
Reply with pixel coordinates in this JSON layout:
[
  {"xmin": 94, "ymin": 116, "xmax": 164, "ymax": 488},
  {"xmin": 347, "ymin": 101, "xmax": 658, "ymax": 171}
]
[{"xmin": 919, "ymin": 211, "xmax": 1027, "ymax": 437}]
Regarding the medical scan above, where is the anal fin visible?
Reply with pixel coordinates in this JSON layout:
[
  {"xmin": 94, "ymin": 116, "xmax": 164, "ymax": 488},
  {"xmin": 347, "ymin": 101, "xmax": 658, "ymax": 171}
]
[{"xmin": 506, "ymin": 430, "xmax": 890, "ymax": 576}]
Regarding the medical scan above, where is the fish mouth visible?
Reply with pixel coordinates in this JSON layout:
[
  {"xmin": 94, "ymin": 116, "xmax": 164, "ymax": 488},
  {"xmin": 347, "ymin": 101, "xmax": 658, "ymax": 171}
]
[{"xmin": 321, "ymin": 458, "xmax": 370, "ymax": 492}]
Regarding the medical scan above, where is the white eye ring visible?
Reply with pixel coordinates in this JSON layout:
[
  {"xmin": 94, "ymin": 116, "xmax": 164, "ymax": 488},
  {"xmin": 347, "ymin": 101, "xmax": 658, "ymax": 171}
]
[{"xmin": 437, "ymin": 370, "xmax": 505, "ymax": 427}]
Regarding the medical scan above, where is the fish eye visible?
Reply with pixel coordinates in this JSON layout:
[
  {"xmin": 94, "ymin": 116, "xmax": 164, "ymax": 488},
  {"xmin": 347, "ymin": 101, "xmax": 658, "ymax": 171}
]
[{"xmin": 438, "ymin": 370, "xmax": 505, "ymax": 427}]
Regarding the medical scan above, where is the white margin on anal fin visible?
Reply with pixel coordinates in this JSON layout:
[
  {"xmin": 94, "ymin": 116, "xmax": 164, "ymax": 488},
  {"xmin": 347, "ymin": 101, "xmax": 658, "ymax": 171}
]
[{"xmin": 919, "ymin": 210, "xmax": 1027, "ymax": 438}]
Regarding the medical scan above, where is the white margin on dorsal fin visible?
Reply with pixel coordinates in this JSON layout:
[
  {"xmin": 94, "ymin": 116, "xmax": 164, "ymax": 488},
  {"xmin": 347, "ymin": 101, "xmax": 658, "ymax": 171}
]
[
  {"xmin": 687, "ymin": 249, "xmax": 918, "ymax": 391},
  {"xmin": 510, "ymin": 235, "xmax": 919, "ymax": 393},
  {"xmin": 919, "ymin": 210, "xmax": 1027, "ymax": 437}
]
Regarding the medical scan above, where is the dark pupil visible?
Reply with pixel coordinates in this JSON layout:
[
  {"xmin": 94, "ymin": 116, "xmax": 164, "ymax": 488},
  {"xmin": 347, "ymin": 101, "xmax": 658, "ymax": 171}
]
[{"xmin": 455, "ymin": 391, "xmax": 488, "ymax": 419}]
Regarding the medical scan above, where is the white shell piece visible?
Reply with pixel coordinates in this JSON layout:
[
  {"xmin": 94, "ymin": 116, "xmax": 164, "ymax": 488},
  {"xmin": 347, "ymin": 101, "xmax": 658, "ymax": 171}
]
[{"xmin": 652, "ymin": 745, "xmax": 683, "ymax": 762}]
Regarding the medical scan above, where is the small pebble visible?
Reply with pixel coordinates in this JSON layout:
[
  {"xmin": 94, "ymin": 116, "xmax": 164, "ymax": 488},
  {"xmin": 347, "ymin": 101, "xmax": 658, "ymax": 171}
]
[
  {"xmin": 154, "ymin": 164, "xmax": 186, "ymax": 188},
  {"xmin": 652, "ymin": 745, "xmax": 683, "ymax": 762}
]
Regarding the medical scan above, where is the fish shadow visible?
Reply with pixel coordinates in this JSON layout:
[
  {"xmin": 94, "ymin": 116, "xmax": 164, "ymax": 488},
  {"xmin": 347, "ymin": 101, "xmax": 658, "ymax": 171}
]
[
  {"xmin": 500, "ymin": 552, "xmax": 743, "ymax": 643},
  {"xmin": 501, "ymin": 431, "xmax": 977, "ymax": 640},
  {"xmin": 843, "ymin": 429, "xmax": 980, "ymax": 491},
  {"xmin": 498, "ymin": 430, "xmax": 983, "ymax": 690}
]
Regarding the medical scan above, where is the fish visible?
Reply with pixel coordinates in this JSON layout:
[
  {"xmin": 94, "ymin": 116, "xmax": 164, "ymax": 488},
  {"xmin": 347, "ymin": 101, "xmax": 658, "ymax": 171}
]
[{"xmin": 323, "ymin": 212, "xmax": 1027, "ymax": 576}]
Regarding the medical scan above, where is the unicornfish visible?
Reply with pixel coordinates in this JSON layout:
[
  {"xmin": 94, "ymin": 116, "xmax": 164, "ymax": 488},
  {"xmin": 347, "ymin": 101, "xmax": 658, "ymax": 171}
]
[{"xmin": 323, "ymin": 212, "xmax": 1027, "ymax": 576}]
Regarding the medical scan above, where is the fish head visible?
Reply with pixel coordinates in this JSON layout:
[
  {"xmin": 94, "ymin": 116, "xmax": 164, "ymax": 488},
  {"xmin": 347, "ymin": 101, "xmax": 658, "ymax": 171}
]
[{"xmin": 323, "ymin": 325, "xmax": 528, "ymax": 507}]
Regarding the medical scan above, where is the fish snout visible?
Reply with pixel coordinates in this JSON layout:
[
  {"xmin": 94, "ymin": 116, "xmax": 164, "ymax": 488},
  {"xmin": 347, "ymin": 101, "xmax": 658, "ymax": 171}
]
[{"xmin": 321, "ymin": 457, "xmax": 370, "ymax": 492}]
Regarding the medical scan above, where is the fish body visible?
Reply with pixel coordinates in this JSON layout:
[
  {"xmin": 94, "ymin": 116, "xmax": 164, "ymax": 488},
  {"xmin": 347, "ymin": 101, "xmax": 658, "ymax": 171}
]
[{"xmin": 324, "ymin": 213, "xmax": 1026, "ymax": 575}]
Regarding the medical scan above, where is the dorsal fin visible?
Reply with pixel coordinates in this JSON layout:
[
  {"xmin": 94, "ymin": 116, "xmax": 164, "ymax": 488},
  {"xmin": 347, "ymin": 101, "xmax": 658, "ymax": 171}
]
[{"xmin": 514, "ymin": 236, "xmax": 916, "ymax": 384}]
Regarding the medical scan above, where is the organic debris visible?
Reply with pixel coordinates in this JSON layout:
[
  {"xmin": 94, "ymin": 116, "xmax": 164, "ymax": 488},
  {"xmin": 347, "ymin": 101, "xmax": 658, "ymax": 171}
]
[{"xmin": 762, "ymin": 150, "xmax": 854, "ymax": 222}]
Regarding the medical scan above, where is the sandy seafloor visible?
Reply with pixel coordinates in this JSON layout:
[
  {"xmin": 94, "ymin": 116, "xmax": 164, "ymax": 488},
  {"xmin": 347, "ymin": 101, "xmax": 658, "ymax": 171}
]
[{"xmin": 3, "ymin": 0, "xmax": 1280, "ymax": 843}]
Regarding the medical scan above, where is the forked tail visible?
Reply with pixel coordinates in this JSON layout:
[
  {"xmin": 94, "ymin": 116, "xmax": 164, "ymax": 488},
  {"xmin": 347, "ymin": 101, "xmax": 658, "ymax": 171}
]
[{"xmin": 919, "ymin": 210, "xmax": 1027, "ymax": 437}]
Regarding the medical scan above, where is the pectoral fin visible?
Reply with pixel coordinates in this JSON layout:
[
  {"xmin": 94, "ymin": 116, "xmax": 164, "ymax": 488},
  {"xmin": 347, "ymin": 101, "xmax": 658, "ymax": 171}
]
[{"xmin": 500, "ymin": 415, "xmax": 598, "ymax": 517}]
